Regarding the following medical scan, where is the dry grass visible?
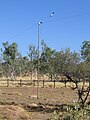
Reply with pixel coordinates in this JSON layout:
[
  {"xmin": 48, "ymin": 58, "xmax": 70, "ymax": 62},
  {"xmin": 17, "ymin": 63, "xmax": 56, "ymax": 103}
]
[
  {"xmin": 0, "ymin": 105, "xmax": 30, "ymax": 120},
  {"xmin": 0, "ymin": 86, "xmax": 79, "ymax": 120}
]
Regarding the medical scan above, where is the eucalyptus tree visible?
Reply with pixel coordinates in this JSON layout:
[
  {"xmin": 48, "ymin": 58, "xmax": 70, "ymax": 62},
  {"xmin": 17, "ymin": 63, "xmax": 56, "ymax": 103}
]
[
  {"xmin": 52, "ymin": 49, "xmax": 79, "ymax": 80},
  {"xmin": 14, "ymin": 54, "xmax": 22, "ymax": 77},
  {"xmin": 80, "ymin": 40, "xmax": 90, "ymax": 79},
  {"xmin": 0, "ymin": 54, "xmax": 3, "ymax": 77},
  {"xmin": 75, "ymin": 61, "xmax": 90, "ymax": 108},
  {"xmin": 40, "ymin": 40, "xmax": 56, "ymax": 80},
  {"xmin": 14, "ymin": 54, "xmax": 29, "ymax": 77},
  {"xmin": 52, "ymin": 51, "xmax": 62, "ymax": 79},
  {"xmin": 74, "ymin": 40, "xmax": 90, "ymax": 108},
  {"xmin": 1, "ymin": 41, "xmax": 19, "ymax": 80},
  {"xmin": 81, "ymin": 40, "xmax": 90, "ymax": 62},
  {"xmin": 28, "ymin": 44, "xmax": 38, "ymax": 79},
  {"xmin": 22, "ymin": 56, "xmax": 30, "ymax": 76},
  {"xmin": 56, "ymin": 48, "xmax": 79, "ymax": 76}
]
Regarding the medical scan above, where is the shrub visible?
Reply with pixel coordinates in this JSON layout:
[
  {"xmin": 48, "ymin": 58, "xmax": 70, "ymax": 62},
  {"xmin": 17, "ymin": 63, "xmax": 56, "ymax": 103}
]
[{"xmin": 48, "ymin": 102, "xmax": 90, "ymax": 120}]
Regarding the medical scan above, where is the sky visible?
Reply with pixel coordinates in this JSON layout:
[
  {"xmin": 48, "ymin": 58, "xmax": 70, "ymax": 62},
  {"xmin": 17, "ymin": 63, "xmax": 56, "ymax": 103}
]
[{"xmin": 0, "ymin": 0, "xmax": 90, "ymax": 56}]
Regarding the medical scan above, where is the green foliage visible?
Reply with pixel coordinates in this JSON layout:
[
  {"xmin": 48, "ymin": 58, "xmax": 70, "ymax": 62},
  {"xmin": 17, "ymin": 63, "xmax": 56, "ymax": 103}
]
[
  {"xmin": 28, "ymin": 44, "xmax": 38, "ymax": 60},
  {"xmin": 64, "ymin": 103, "xmax": 90, "ymax": 120},
  {"xmin": 2, "ymin": 41, "xmax": 18, "ymax": 63},
  {"xmin": 40, "ymin": 40, "xmax": 56, "ymax": 76},
  {"xmin": 28, "ymin": 44, "xmax": 38, "ymax": 73},
  {"xmin": 1, "ymin": 41, "xmax": 19, "ymax": 79},
  {"xmin": 0, "ymin": 40, "xmax": 90, "ymax": 82},
  {"xmin": 48, "ymin": 103, "xmax": 90, "ymax": 120},
  {"xmin": 81, "ymin": 40, "xmax": 90, "ymax": 62}
]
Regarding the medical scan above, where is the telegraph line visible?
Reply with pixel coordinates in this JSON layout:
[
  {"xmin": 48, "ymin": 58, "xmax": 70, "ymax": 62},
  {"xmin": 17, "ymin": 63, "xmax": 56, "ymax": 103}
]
[
  {"xmin": 9, "ymin": 11, "xmax": 90, "ymax": 40},
  {"xmin": 8, "ymin": 23, "xmax": 37, "ymax": 40},
  {"xmin": 44, "ymin": 11, "xmax": 90, "ymax": 23}
]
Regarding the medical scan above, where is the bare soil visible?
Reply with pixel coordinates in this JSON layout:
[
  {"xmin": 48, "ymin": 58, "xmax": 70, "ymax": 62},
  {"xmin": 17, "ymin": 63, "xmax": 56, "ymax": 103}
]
[{"xmin": 0, "ymin": 86, "xmax": 81, "ymax": 120}]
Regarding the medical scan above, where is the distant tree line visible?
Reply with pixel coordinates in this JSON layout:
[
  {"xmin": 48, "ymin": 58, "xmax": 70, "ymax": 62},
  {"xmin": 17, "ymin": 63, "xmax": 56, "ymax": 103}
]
[{"xmin": 0, "ymin": 40, "xmax": 90, "ymax": 81}]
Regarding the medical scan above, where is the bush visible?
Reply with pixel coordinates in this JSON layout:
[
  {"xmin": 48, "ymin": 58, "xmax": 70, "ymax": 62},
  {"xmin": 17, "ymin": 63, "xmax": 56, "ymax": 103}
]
[{"xmin": 48, "ymin": 102, "xmax": 90, "ymax": 120}]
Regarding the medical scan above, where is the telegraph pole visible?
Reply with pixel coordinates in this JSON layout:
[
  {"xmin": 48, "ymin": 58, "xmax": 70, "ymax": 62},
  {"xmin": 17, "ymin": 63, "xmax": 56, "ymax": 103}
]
[
  {"xmin": 37, "ymin": 22, "xmax": 40, "ymax": 99},
  {"xmin": 37, "ymin": 21, "xmax": 43, "ymax": 99},
  {"xmin": 36, "ymin": 12, "xmax": 54, "ymax": 99},
  {"xmin": 38, "ymin": 22, "xmax": 40, "ymax": 74}
]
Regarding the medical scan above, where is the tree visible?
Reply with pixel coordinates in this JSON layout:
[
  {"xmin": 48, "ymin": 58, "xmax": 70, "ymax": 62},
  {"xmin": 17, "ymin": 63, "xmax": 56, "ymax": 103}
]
[
  {"xmin": 81, "ymin": 40, "xmax": 90, "ymax": 62},
  {"xmin": 0, "ymin": 54, "xmax": 3, "ymax": 78},
  {"xmin": 40, "ymin": 40, "xmax": 56, "ymax": 79},
  {"xmin": 28, "ymin": 44, "xmax": 37, "ymax": 80},
  {"xmin": 1, "ymin": 41, "xmax": 19, "ymax": 80},
  {"xmin": 75, "ymin": 40, "xmax": 90, "ymax": 108},
  {"xmin": 15, "ymin": 55, "xmax": 29, "ymax": 77}
]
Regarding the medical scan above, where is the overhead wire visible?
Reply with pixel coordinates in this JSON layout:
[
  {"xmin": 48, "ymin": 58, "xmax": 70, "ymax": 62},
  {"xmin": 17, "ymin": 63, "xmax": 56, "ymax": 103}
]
[
  {"xmin": 8, "ymin": 11, "xmax": 90, "ymax": 40},
  {"xmin": 44, "ymin": 11, "xmax": 90, "ymax": 23},
  {"xmin": 8, "ymin": 23, "xmax": 37, "ymax": 40}
]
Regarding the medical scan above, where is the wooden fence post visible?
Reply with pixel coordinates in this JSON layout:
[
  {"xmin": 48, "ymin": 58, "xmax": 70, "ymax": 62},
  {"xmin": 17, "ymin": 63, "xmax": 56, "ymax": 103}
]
[
  {"xmin": 54, "ymin": 80, "xmax": 55, "ymax": 88},
  {"xmin": 43, "ymin": 80, "xmax": 45, "ymax": 88},
  {"xmin": 64, "ymin": 81, "xmax": 67, "ymax": 88},
  {"xmin": 37, "ymin": 80, "xmax": 39, "ymax": 87},
  {"xmin": 33, "ymin": 80, "xmax": 35, "ymax": 86},
  {"xmin": 20, "ymin": 79, "xmax": 22, "ymax": 87},
  {"xmin": 7, "ymin": 79, "xmax": 9, "ymax": 87}
]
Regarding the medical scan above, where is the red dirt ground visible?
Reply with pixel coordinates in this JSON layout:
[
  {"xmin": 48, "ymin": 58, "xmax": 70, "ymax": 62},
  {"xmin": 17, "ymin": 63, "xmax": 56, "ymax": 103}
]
[{"xmin": 0, "ymin": 86, "xmax": 83, "ymax": 120}]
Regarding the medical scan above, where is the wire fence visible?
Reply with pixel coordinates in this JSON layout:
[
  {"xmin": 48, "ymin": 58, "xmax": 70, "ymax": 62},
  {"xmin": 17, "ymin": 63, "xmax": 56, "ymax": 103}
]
[{"xmin": 0, "ymin": 79, "xmax": 82, "ymax": 88}]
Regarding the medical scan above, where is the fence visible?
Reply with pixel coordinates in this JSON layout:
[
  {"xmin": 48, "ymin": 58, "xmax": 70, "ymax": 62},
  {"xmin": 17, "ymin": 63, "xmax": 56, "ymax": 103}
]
[
  {"xmin": 0, "ymin": 79, "xmax": 81, "ymax": 88},
  {"xmin": 0, "ymin": 79, "xmax": 32, "ymax": 87}
]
